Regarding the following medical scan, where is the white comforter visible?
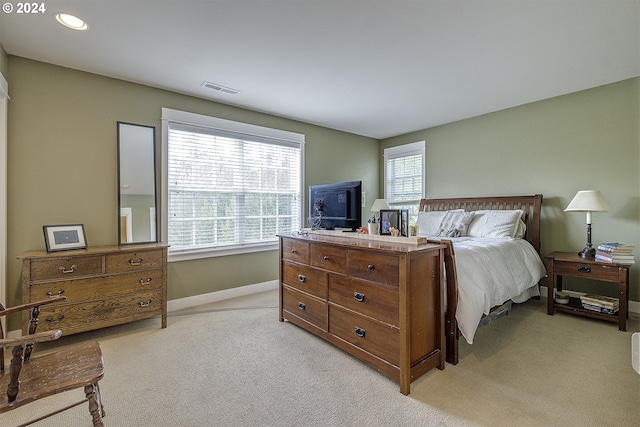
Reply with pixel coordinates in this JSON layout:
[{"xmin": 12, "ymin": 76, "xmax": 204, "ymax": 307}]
[{"xmin": 441, "ymin": 237, "xmax": 547, "ymax": 345}]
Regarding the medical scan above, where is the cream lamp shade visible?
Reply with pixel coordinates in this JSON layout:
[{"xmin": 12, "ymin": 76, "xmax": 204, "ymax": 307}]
[
  {"xmin": 370, "ymin": 199, "xmax": 390, "ymax": 213},
  {"xmin": 564, "ymin": 190, "xmax": 610, "ymax": 257}
]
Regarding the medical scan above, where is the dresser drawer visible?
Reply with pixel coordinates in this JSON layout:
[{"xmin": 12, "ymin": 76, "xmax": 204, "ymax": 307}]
[
  {"xmin": 29, "ymin": 270, "xmax": 164, "ymax": 302},
  {"xmin": 329, "ymin": 276, "xmax": 399, "ymax": 326},
  {"xmin": 105, "ymin": 249, "xmax": 164, "ymax": 273},
  {"xmin": 29, "ymin": 255, "xmax": 103, "ymax": 281},
  {"xmin": 554, "ymin": 260, "xmax": 621, "ymax": 281},
  {"xmin": 329, "ymin": 305, "xmax": 399, "ymax": 366},
  {"xmin": 311, "ymin": 244, "xmax": 347, "ymax": 273},
  {"xmin": 348, "ymin": 250, "xmax": 399, "ymax": 287},
  {"xmin": 282, "ymin": 261, "xmax": 328, "ymax": 299},
  {"xmin": 282, "ymin": 286, "xmax": 327, "ymax": 330},
  {"xmin": 36, "ymin": 290, "xmax": 163, "ymax": 333},
  {"xmin": 281, "ymin": 239, "xmax": 310, "ymax": 265}
]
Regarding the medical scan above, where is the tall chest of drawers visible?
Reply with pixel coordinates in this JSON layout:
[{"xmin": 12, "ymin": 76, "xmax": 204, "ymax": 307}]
[
  {"xmin": 279, "ymin": 233, "xmax": 445, "ymax": 395},
  {"xmin": 19, "ymin": 243, "xmax": 168, "ymax": 335}
]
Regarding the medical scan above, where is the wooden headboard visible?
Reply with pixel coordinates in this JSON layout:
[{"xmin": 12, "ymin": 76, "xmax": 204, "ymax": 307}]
[{"xmin": 419, "ymin": 194, "xmax": 543, "ymax": 254}]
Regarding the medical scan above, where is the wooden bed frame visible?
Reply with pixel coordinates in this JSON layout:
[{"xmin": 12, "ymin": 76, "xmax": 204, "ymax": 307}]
[{"xmin": 419, "ymin": 194, "xmax": 543, "ymax": 365}]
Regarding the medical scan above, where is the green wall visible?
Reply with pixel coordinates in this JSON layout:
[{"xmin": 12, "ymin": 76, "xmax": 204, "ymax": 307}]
[
  {"xmin": 4, "ymin": 54, "xmax": 639, "ymax": 331},
  {"xmin": 381, "ymin": 78, "xmax": 640, "ymax": 302},
  {"xmin": 5, "ymin": 56, "xmax": 379, "ymax": 329}
]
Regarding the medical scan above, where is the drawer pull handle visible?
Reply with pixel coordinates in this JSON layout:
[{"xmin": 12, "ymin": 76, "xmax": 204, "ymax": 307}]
[
  {"xmin": 46, "ymin": 290, "xmax": 65, "ymax": 298},
  {"xmin": 58, "ymin": 265, "xmax": 77, "ymax": 274},
  {"xmin": 367, "ymin": 264, "xmax": 375, "ymax": 270},
  {"xmin": 298, "ymin": 302, "xmax": 306, "ymax": 310},
  {"xmin": 291, "ymin": 249, "xmax": 297, "ymax": 254},
  {"xmin": 129, "ymin": 258, "xmax": 143, "ymax": 266},
  {"xmin": 577, "ymin": 266, "xmax": 591, "ymax": 273},
  {"xmin": 138, "ymin": 300, "xmax": 152, "ymax": 308},
  {"xmin": 323, "ymin": 255, "xmax": 330, "ymax": 261},
  {"xmin": 355, "ymin": 327, "xmax": 366, "ymax": 338},
  {"xmin": 354, "ymin": 292, "xmax": 365, "ymax": 302},
  {"xmin": 139, "ymin": 278, "xmax": 153, "ymax": 285},
  {"xmin": 298, "ymin": 274, "xmax": 306, "ymax": 282},
  {"xmin": 45, "ymin": 314, "xmax": 64, "ymax": 324}
]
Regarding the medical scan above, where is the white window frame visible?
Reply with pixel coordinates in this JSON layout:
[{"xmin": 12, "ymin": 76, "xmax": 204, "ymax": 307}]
[
  {"xmin": 161, "ymin": 108, "xmax": 305, "ymax": 262},
  {"xmin": 384, "ymin": 140, "xmax": 426, "ymax": 223}
]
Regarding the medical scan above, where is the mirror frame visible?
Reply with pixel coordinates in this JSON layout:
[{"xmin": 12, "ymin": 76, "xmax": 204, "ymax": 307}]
[{"xmin": 117, "ymin": 121, "xmax": 158, "ymax": 245}]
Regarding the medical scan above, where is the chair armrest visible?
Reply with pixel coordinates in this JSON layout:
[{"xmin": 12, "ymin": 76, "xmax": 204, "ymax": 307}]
[
  {"xmin": 0, "ymin": 297, "xmax": 67, "ymax": 317},
  {"xmin": 0, "ymin": 330, "xmax": 62, "ymax": 349}
]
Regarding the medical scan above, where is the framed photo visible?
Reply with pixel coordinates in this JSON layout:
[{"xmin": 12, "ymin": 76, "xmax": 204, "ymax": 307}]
[
  {"xmin": 400, "ymin": 209, "xmax": 409, "ymax": 237},
  {"xmin": 43, "ymin": 224, "xmax": 88, "ymax": 252},
  {"xmin": 379, "ymin": 209, "xmax": 400, "ymax": 235}
]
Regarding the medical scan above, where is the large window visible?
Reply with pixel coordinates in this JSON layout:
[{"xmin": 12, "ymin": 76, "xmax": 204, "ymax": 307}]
[
  {"xmin": 384, "ymin": 141, "xmax": 425, "ymax": 225},
  {"xmin": 162, "ymin": 108, "xmax": 304, "ymax": 259}
]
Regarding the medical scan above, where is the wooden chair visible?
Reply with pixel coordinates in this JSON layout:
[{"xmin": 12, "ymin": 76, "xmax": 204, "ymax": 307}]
[{"xmin": 0, "ymin": 297, "xmax": 105, "ymax": 426}]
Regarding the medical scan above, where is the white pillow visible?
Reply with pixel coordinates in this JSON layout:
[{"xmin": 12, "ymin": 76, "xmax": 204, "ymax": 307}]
[
  {"xmin": 466, "ymin": 210, "xmax": 524, "ymax": 239},
  {"xmin": 436, "ymin": 210, "xmax": 475, "ymax": 238},
  {"xmin": 514, "ymin": 219, "xmax": 527, "ymax": 239},
  {"xmin": 416, "ymin": 210, "xmax": 463, "ymax": 236}
]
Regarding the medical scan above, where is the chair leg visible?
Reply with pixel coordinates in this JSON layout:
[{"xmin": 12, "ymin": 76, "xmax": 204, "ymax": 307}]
[{"xmin": 84, "ymin": 382, "xmax": 105, "ymax": 427}]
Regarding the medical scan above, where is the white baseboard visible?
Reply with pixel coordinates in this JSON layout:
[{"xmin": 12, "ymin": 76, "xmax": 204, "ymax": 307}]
[
  {"xmin": 540, "ymin": 286, "xmax": 640, "ymax": 314},
  {"xmin": 167, "ymin": 280, "xmax": 278, "ymax": 312}
]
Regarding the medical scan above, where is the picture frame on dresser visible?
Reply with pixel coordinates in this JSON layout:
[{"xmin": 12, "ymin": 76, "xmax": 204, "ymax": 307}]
[
  {"xmin": 400, "ymin": 209, "xmax": 409, "ymax": 237},
  {"xmin": 43, "ymin": 224, "xmax": 88, "ymax": 252},
  {"xmin": 380, "ymin": 209, "xmax": 400, "ymax": 235}
]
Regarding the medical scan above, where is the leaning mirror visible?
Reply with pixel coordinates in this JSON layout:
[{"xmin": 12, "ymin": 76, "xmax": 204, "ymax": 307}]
[{"xmin": 117, "ymin": 122, "xmax": 158, "ymax": 245}]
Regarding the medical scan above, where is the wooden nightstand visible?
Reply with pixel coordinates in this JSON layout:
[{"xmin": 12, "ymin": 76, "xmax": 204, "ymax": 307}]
[{"xmin": 545, "ymin": 251, "xmax": 629, "ymax": 331}]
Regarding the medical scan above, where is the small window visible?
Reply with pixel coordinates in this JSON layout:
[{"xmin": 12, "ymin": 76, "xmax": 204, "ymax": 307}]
[
  {"xmin": 384, "ymin": 141, "xmax": 426, "ymax": 225},
  {"xmin": 162, "ymin": 109, "xmax": 304, "ymax": 259}
]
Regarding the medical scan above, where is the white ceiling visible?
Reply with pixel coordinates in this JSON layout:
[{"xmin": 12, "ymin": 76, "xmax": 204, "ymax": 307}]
[{"xmin": 1, "ymin": 1, "xmax": 638, "ymax": 139}]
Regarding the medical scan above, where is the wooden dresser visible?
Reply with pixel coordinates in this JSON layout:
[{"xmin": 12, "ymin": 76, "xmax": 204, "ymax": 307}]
[
  {"xmin": 18, "ymin": 243, "xmax": 168, "ymax": 335},
  {"xmin": 279, "ymin": 232, "xmax": 446, "ymax": 395}
]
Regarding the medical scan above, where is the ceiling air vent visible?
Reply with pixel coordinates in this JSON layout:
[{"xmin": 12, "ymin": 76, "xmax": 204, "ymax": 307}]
[{"xmin": 201, "ymin": 81, "xmax": 240, "ymax": 95}]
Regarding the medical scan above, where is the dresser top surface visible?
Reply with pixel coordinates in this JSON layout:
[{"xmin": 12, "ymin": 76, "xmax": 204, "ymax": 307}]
[
  {"xmin": 279, "ymin": 232, "xmax": 444, "ymax": 253},
  {"xmin": 18, "ymin": 243, "xmax": 169, "ymax": 259}
]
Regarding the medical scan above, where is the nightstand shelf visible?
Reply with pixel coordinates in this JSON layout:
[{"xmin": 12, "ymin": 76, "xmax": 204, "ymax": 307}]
[{"xmin": 545, "ymin": 251, "xmax": 629, "ymax": 331}]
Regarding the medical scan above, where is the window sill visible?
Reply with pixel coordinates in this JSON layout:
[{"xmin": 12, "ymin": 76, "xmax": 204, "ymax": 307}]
[{"xmin": 168, "ymin": 242, "xmax": 279, "ymax": 262}]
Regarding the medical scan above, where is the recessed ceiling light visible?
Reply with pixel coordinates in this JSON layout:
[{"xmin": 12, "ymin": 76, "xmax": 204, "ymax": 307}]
[{"xmin": 55, "ymin": 13, "xmax": 88, "ymax": 31}]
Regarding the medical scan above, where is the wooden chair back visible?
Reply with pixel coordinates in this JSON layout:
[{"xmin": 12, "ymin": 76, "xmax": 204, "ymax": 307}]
[{"xmin": 0, "ymin": 297, "xmax": 106, "ymax": 426}]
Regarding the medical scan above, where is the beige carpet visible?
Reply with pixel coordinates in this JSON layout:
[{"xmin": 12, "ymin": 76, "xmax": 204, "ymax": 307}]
[{"xmin": 3, "ymin": 289, "xmax": 639, "ymax": 426}]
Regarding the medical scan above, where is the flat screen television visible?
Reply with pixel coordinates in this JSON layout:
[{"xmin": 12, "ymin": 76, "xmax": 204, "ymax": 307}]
[{"xmin": 308, "ymin": 180, "xmax": 362, "ymax": 231}]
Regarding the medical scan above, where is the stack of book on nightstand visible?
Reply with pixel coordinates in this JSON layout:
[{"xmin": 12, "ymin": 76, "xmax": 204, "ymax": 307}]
[
  {"xmin": 595, "ymin": 242, "xmax": 635, "ymax": 264},
  {"xmin": 580, "ymin": 294, "xmax": 619, "ymax": 314}
]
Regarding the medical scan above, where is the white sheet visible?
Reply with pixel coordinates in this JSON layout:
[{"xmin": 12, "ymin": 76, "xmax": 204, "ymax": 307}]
[{"xmin": 437, "ymin": 237, "xmax": 547, "ymax": 345}]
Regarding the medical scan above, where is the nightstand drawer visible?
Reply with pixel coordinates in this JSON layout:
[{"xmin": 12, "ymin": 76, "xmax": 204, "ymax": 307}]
[{"xmin": 553, "ymin": 260, "xmax": 620, "ymax": 281}]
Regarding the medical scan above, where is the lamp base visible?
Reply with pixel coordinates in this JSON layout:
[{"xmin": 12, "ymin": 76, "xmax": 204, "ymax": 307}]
[{"xmin": 578, "ymin": 246, "xmax": 595, "ymax": 258}]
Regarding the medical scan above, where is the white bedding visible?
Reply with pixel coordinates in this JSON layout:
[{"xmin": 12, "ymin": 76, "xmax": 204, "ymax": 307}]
[{"xmin": 436, "ymin": 237, "xmax": 547, "ymax": 345}]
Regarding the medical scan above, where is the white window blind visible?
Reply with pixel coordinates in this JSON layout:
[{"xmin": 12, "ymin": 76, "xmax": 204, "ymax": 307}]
[
  {"xmin": 163, "ymin": 109, "xmax": 303, "ymax": 257},
  {"xmin": 384, "ymin": 141, "xmax": 425, "ymax": 224}
]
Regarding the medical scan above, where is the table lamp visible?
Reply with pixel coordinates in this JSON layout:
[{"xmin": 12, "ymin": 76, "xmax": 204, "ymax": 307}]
[
  {"xmin": 370, "ymin": 199, "xmax": 389, "ymax": 223},
  {"xmin": 564, "ymin": 190, "xmax": 610, "ymax": 258}
]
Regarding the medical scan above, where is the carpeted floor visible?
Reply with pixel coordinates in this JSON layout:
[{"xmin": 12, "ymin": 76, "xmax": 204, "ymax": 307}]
[{"xmin": 3, "ymin": 289, "xmax": 639, "ymax": 426}]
